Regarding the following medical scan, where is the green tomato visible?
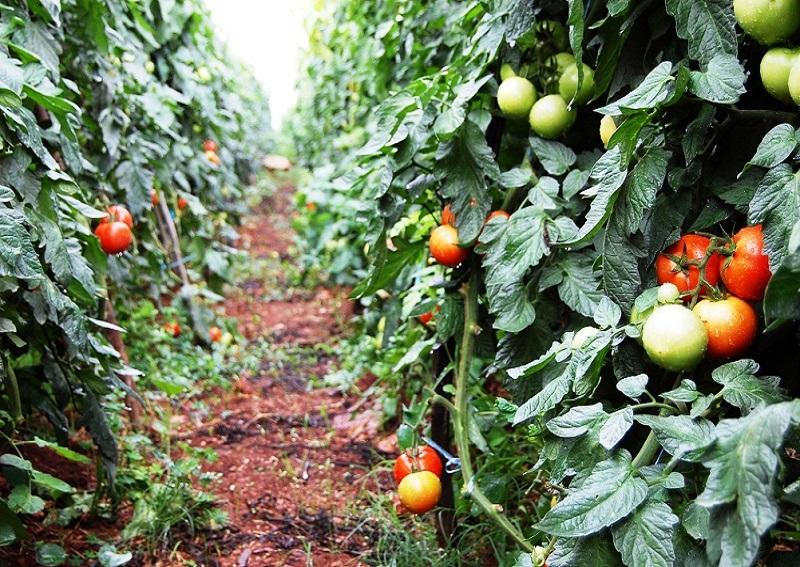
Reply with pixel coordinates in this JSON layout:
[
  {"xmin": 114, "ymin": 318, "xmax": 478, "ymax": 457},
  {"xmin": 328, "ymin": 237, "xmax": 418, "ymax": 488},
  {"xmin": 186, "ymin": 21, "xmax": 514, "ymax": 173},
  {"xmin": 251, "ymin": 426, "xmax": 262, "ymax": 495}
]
[
  {"xmin": 761, "ymin": 47, "xmax": 800, "ymax": 103},
  {"xmin": 145, "ymin": 60, "xmax": 155, "ymax": 74},
  {"xmin": 789, "ymin": 60, "xmax": 800, "ymax": 105},
  {"xmin": 599, "ymin": 115, "xmax": 617, "ymax": 148},
  {"xmin": 497, "ymin": 77, "xmax": 537, "ymax": 119},
  {"xmin": 536, "ymin": 20, "xmax": 569, "ymax": 52},
  {"xmin": 550, "ymin": 52, "xmax": 576, "ymax": 75},
  {"xmin": 500, "ymin": 64, "xmax": 517, "ymax": 81},
  {"xmin": 559, "ymin": 63, "xmax": 595, "ymax": 105},
  {"xmin": 733, "ymin": 0, "xmax": 800, "ymax": 45},
  {"xmin": 529, "ymin": 95, "xmax": 576, "ymax": 139},
  {"xmin": 657, "ymin": 282, "xmax": 681, "ymax": 304},
  {"xmin": 571, "ymin": 326, "xmax": 599, "ymax": 349},
  {"xmin": 642, "ymin": 304, "xmax": 708, "ymax": 371}
]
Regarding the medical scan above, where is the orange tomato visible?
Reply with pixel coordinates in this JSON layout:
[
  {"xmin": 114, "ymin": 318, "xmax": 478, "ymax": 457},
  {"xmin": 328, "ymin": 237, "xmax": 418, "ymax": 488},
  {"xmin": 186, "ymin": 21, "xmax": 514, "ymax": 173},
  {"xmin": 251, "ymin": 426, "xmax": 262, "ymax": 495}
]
[
  {"xmin": 177, "ymin": 197, "xmax": 188, "ymax": 210},
  {"xmin": 441, "ymin": 204, "xmax": 456, "ymax": 226},
  {"xmin": 692, "ymin": 297, "xmax": 758, "ymax": 359},
  {"xmin": 209, "ymin": 326, "xmax": 223, "ymax": 342},
  {"xmin": 397, "ymin": 471, "xmax": 441, "ymax": 514},
  {"xmin": 486, "ymin": 210, "xmax": 510, "ymax": 222},
  {"xmin": 429, "ymin": 225, "xmax": 469, "ymax": 267}
]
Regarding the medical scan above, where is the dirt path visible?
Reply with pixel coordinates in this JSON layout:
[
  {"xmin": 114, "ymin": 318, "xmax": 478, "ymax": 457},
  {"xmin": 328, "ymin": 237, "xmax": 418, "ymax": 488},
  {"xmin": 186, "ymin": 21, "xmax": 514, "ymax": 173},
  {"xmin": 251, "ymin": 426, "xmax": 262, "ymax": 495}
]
[{"xmin": 170, "ymin": 185, "xmax": 389, "ymax": 566}]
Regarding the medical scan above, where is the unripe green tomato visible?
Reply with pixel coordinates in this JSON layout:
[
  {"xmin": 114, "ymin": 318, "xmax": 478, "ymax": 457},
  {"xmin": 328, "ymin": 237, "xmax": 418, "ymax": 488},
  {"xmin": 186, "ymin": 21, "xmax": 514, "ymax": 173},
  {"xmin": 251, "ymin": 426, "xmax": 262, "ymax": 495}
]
[
  {"xmin": 642, "ymin": 304, "xmax": 708, "ymax": 372},
  {"xmin": 537, "ymin": 20, "xmax": 569, "ymax": 51},
  {"xmin": 497, "ymin": 77, "xmax": 537, "ymax": 119},
  {"xmin": 559, "ymin": 63, "xmax": 595, "ymax": 105},
  {"xmin": 550, "ymin": 52, "xmax": 576, "ymax": 75},
  {"xmin": 220, "ymin": 332, "xmax": 234, "ymax": 346},
  {"xmin": 196, "ymin": 66, "xmax": 212, "ymax": 83},
  {"xmin": 571, "ymin": 326, "xmax": 599, "ymax": 349},
  {"xmin": 657, "ymin": 283, "xmax": 681, "ymax": 304},
  {"xmin": 761, "ymin": 48, "xmax": 800, "ymax": 103},
  {"xmin": 145, "ymin": 60, "xmax": 155, "ymax": 74},
  {"xmin": 500, "ymin": 64, "xmax": 517, "ymax": 81},
  {"xmin": 789, "ymin": 60, "xmax": 800, "ymax": 105},
  {"xmin": 600, "ymin": 115, "xmax": 617, "ymax": 148},
  {"xmin": 529, "ymin": 95, "xmax": 576, "ymax": 139},
  {"xmin": 733, "ymin": 0, "xmax": 800, "ymax": 45}
]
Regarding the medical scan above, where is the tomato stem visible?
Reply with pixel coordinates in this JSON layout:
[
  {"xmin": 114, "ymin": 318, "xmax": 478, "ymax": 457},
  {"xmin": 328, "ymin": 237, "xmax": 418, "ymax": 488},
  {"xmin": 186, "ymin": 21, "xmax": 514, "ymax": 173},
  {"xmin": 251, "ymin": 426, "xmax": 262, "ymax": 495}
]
[{"xmin": 452, "ymin": 267, "xmax": 535, "ymax": 552}]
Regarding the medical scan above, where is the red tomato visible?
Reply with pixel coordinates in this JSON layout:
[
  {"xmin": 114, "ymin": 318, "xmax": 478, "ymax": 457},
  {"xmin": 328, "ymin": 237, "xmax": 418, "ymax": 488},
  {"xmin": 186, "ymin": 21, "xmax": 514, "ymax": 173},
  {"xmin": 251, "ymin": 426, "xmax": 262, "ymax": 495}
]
[
  {"xmin": 203, "ymin": 139, "xmax": 218, "ymax": 152},
  {"xmin": 720, "ymin": 225, "xmax": 771, "ymax": 301},
  {"xmin": 486, "ymin": 210, "xmax": 510, "ymax": 222},
  {"xmin": 95, "ymin": 221, "xmax": 132, "ymax": 255},
  {"xmin": 417, "ymin": 306, "xmax": 441, "ymax": 326},
  {"xmin": 106, "ymin": 205, "xmax": 133, "ymax": 228},
  {"xmin": 209, "ymin": 326, "xmax": 223, "ymax": 342},
  {"xmin": 397, "ymin": 471, "xmax": 441, "ymax": 514},
  {"xmin": 692, "ymin": 297, "xmax": 758, "ymax": 359},
  {"xmin": 306, "ymin": 202, "xmax": 317, "ymax": 212},
  {"xmin": 441, "ymin": 204, "xmax": 456, "ymax": 226},
  {"xmin": 164, "ymin": 322, "xmax": 181, "ymax": 337},
  {"xmin": 430, "ymin": 225, "xmax": 469, "ymax": 267},
  {"xmin": 655, "ymin": 235, "xmax": 721, "ymax": 296},
  {"xmin": 177, "ymin": 197, "xmax": 188, "ymax": 210},
  {"xmin": 151, "ymin": 191, "xmax": 160, "ymax": 206},
  {"xmin": 393, "ymin": 445, "xmax": 443, "ymax": 483}
]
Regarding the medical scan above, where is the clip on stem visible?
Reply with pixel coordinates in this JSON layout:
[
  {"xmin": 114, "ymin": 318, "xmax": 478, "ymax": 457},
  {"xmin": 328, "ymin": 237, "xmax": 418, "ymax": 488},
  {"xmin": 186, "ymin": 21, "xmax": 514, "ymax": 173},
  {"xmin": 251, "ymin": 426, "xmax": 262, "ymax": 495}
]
[{"xmin": 423, "ymin": 436, "xmax": 461, "ymax": 474}]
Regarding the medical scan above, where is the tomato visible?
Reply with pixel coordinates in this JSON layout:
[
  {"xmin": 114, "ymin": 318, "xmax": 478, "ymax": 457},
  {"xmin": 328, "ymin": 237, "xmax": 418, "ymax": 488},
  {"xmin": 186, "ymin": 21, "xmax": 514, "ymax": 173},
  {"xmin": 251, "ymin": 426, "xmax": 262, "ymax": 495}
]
[
  {"xmin": 497, "ymin": 77, "xmax": 537, "ymax": 119},
  {"xmin": 306, "ymin": 202, "xmax": 317, "ymax": 212},
  {"xmin": 500, "ymin": 63, "xmax": 516, "ymax": 81},
  {"xmin": 441, "ymin": 204, "xmax": 456, "ymax": 226},
  {"xmin": 177, "ymin": 197, "xmax": 189, "ymax": 210},
  {"xmin": 203, "ymin": 139, "xmax": 218, "ymax": 152},
  {"xmin": 106, "ymin": 205, "xmax": 133, "ymax": 228},
  {"xmin": 761, "ymin": 48, "xmax": 800, "ymax": 104},
  {"xmin": 550, "ymin": 52, "xmax": 575, "ymax": 75},
  {"xmin": 393, "ymin": 445, "xmax": 443, "ymax": 483},
  {"xmin": 692, "ymin": 297, "xmax": 758, "ymax": 359},
  {"xmin": 655, "ymin": 235, "xmax": 721, "ymax": 297},
  {"xmin": 418, "ymin": 306, "xmax": 440, "ymax": 326},
  {"xmin": 529, "ymin": 95, "xmax": 575, "ymax": 139},
  {"xmin": 571, "ymin": 327, "xmax": 599, "ymax": 349},
  {"xmin": 204, "ymin": 150, "xmax": 221, "ymax": 166},
  {"xmin": 151, "ymin": 191, "xmax": 159, "ymax": 206},
  {"xmin": 430, "ymin": 225, "xmax": 469, "ymax": 267},
  {"xmin": 733, "ymin": 0, "xmax": 800, "ymax": 45},
  {"xmin": 95, "ymin": 221, "xmax": 132, "ymax": 255},
  {"xmin": 720, "ymin": 225, "xmax": 771, "ymax": 301},
  {"xmin": 789, "ymin": 60, "xmax": 800, "ymax": 105},
  {"xmin": 486, "ymin": 210, "xmax": 510, "ymax": 222},
  {"xmin": 558, "ymin": 63, "xmax": 595, "ymax": 105},
  {"xmin": 209, "ymin": 326, "xmax": 223, "ymax": 342},
  {"xmin": 600, "ymin": 115, "xmax": 617, "ymax": 148},
  {"xmin": 397, "ymin": 470, "xmax": 441, "ymax": 514},
  {"xmin": 164, "ymin": 322, "xmax": 181, "ymax": 337},
  {"xmin": 642, "ymin": 304, "xmax": 708, "ymax": 371},
  {"xmin": 657, "ymin": 283, "xmax": 681, "ymax": 304}
]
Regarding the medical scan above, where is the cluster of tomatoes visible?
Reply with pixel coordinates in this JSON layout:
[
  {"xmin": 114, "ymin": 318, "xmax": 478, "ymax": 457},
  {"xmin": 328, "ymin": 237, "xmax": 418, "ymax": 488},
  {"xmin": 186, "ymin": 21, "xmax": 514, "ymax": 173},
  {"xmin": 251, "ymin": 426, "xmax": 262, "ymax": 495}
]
[
  {"xmin": 393, "ymin": 444, "xmax": 444, "ymax": 514},
  {"xmin": 635, "ymin": 225, "xmax": 771, "ymax": 371},
  {"xmin": 203, "ymin": 138, "xmax": 221, "ymax": 167},
  {"xmin": 496, "ymin": 24, "xmax": 596, "ymax": 139},
  {"xmin": 428, "ymin": 204, "xmax": 509, "ymax": 268},
  {"xmin": 94, "ymin": 205, "xmax": 134, "ymax": 255},
  {"xmin": 732, "ymin": 0, "xmax": 800, "ymax": 105},
  {"xmin": 163, "ymin": 322, "xmax": 226, "ymax": 344}
]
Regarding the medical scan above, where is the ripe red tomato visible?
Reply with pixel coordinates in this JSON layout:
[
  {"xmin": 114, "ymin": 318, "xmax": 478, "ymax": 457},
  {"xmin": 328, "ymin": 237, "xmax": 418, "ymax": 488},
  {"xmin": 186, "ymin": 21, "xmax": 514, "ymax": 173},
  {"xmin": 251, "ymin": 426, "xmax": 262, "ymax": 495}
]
[
  {"xmin": 655, "ymin": 235, "xmax": 721, "ymax": 296},
  {"xmin": 209, "ymin": 326, "xmax": 223, "ymax": 342},
  {"xmin": 95, "ymin": 221, "xmax": 132, "ymax": 255},
  {"xmin": 393, "ymin": 445, "xmax": 443, "ymax": 483},
  {"xmin": 486, "ymin": 210, "xmax": 510, "ymax": 222},
  {"xmin": 397, "ymin": 471, "xmax": 441, "ymax": 514},
  {"xmin": 177, "ymin": 197, "xmax": 188, "ymax": 210},
  {"xmin": 441, "ymin": 204, "xmax": 456, "ymax": 226},
  {"xmin": 151, "ymin": 191, "xmax": 160, "ymax": 206},
  {"xmin": 164, "ymin": 322, "xmax": 181, "ymax": 337},
  {"xmin": 720, "ymin": 225, "xmax": 771, "ymax": 301},
  {"xmin": 417, "ymin": 305, "xmax": 441, "ymax": 326},
  {"xmin": 692, "ymin": 297, "xmax": 758, "ymax": 359},
  {"xmin": 203, "ymin": 139, "xmax": 218, "ymax": 152},
  {"xmin": 106, "ymin": 205, "xmax": 133, "ymax": 228},
  {"xmin": 430, "ymin": 225, "xmax": 469, "ymax": 267}
]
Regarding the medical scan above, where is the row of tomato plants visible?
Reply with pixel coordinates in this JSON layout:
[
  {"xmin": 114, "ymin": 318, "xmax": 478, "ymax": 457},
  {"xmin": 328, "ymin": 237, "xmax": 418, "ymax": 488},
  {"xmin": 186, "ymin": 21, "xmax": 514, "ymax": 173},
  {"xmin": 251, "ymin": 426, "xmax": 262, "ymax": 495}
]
[
  {"xmin": 0, "ymin": 0, "xmax": 269, "ymax": 552},
  {"xmin": 291, "ymin": 0, "xmax": 800, "ymax": 565}
]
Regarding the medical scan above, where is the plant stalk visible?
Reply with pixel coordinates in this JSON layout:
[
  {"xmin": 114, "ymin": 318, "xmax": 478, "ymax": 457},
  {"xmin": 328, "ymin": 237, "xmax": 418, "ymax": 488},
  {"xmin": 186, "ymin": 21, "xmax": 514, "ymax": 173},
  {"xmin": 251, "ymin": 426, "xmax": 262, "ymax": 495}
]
[{"xmin": 452, "ymin": 267, "xmax": 535, "ymax": 552}]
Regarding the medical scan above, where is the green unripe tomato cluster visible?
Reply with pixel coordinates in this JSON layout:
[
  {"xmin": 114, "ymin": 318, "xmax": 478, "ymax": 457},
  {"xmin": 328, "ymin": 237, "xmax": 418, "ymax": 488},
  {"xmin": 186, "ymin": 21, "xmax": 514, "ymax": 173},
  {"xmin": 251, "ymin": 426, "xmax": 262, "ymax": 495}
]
[
  {"xmin": 497, "ymin": 76, "xmax": 537, "ymax": 119},
  {"xmin": 760, "ymin": 47, "xmax": 800, "ymax": 104},
  {"xmin": 734, "ymin": 0, "xmax": 800, "ymax": 46}
]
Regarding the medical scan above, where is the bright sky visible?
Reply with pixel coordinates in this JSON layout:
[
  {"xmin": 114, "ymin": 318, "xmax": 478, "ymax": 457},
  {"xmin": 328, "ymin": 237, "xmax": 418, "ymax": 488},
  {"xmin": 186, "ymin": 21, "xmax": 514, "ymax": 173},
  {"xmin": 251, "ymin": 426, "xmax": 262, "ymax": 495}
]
[{"xmin": 204, "ymin": 0, "xmax": 315, "ymax": 129}]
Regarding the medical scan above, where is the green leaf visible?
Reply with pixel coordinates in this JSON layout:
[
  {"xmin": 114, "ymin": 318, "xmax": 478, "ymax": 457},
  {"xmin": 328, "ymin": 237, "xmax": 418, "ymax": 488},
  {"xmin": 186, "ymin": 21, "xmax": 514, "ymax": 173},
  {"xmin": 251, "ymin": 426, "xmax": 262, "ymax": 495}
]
[
  {"xmin": 8, "ymin": 485, "xmax": 45, "ymax": 515},
  {"xmin": 36, "ymin": 543, "xmax": 67, "ymax": 566},
  {"xmin": 711, "ymin": 359, "xmax": 784, "ymax": 411},
  {"xmin": 549, "ymin": 533, "xmax": 623, "ymax": 567},
  {"xmin": 547, "ymin": 403, "xmax": 606, "ymax": 438},
  {"xmin": 513, "ymin": 372, "xmax": 571, "ymax": 424},
  {"xmin": 597, "ymin": 63, "xmax": 677, "ymax": 115},
  {"xmin": 745, "ymin": 124, "xmax": 799, "ymax": 171},
  {"xmin": 530, "ymin": 137, "xmax": 577, "ymax": 176},
  {"xmin": 688, "ymin": 54, "xmax": 745, "ymax": 104},
  {"xmin": 434, "ymin": 75, "xmax": 491, "ymax": 138},
  {"xmin": 599, "ymin": 407, "xmax": 633, "ymax": 450},
  {"xmin": 665, "ymin": 0, "xmax": 737, "ymax": 66},
  {"xmin": 552, "ymin": 253, "xmax": 604, "ymax": 318},
  {"xmin": 635, "ymin": 414, "xmax": 715, "ymax": 462},
  {"xmin": 115, "ymin": 161, "xmax": 154, "ymax": 216},
  {"xmin": 32, "ymin": 437, "xmax": 91, "ymax": 464},
  {"xmin": 747, "ymin": 165, "xmax": 799, "ymax": 271},
  {"xmin": 32, "ymin": 470, "xmax": 73, "ymax": 494},
  {"xmin": 617, "ymin": 374, "xmax": 648, "ymax": 399},
  {"xmin": 536, "ymin": 451, "xmax": 648, "ymax": 537},
  {"xmin": 352, "ymin": 239, "xmax": 425, "ymax": 299},
  {"xmin": 612, "ymin": 499, "xmax": 679, "ymax": 567},
  {"xmin": 764, "ymin": 246, "xmax": 800, "ymax": 323}
]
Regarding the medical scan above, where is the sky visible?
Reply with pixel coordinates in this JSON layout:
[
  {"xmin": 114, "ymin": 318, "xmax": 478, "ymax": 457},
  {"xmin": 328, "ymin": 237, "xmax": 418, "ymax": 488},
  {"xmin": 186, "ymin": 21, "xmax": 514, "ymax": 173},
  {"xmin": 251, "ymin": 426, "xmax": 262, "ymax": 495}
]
[{"xmin": 203, "ymin": 0, "xmax": 315, "ymax": 129}]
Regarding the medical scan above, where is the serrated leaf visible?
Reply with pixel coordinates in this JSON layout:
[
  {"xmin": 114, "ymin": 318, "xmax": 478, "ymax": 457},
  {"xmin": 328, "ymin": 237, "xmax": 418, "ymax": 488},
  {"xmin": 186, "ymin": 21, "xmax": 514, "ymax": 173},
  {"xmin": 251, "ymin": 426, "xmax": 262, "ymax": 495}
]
[
  {"xmin": 635, "ymin": 414, "xmax": 715, "ymax": 462},
  {"xmin": 531, "ymin": 137, "xmax": 576, "ymax": 176},
  {"xmin": 746, "ymin": 124, "xmax": 798, "ymax": 171},
  {"xmin": 688, "ymin": 54, "xmax": 746, "ymax": 104},
  {"xmin": 597, "ymin": 63, "xmax": 676, "ymax": 115},
  {"xmin": 599, "ymin": 407, "xmax": 633, "ymax": 449},
  {"xmin": 547, "ymin": 403, "xmax": 606, "ymax": 438},
  {"xmin": 617, "ymin": 374, "xmax": 648, "ymax": 399},
  {"xmin": 612, "ymin": 499, "xmax": 679, "ymax": 567},
  {"xmin": 711, "ymin": 359, "xmax": 784, "ymax": 412},
  {"xmin": 665, "ymin": 0, "xmax": 737, "ymax": 66}
]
